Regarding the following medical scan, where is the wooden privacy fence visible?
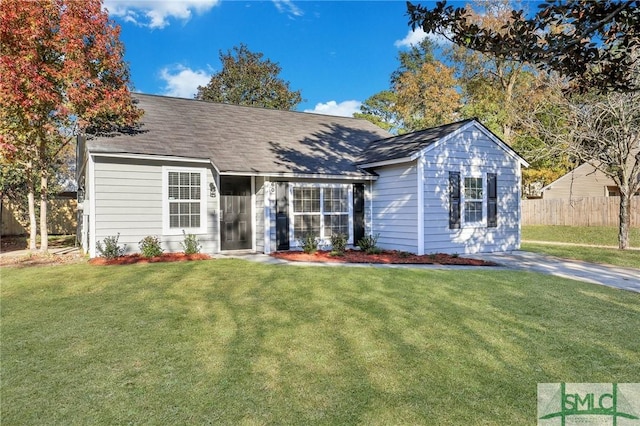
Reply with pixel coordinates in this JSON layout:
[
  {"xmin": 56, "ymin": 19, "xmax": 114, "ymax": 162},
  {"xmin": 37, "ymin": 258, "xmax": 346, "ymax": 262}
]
[
  {"xmin": 522, "ymin": 196, "xmax": 640, "ymax": 227},
  {"xmin": 1, "ymin": 197, "xmax": 77, "ymax": 236}
]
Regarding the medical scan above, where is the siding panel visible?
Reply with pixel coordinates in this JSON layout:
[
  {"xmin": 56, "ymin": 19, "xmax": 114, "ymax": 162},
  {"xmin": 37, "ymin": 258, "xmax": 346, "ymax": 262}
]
[
  {"xmin": 92, "ymin": 156, "xmax": 218, "ymax": 256},
  {"xmin": 371, "ymin": 163, "xmax": 419, "ymax": 252},
  {"xmin": 421, "ymin": 126, "xmax": 521, "ymax": 253}
]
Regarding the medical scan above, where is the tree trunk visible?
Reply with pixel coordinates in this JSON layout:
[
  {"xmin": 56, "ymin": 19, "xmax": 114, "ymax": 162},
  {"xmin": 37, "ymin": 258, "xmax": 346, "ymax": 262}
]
[
  {"xmin": 618, "ymin": 192, "xmax": 630, "ymax": 250},
  {"xmin": 26, "ymin": 161, "xmax": 37, "ymax": 251},
  {"xmin": 39, "ymin": 170, "xmax": 48, "ymax": 253}
]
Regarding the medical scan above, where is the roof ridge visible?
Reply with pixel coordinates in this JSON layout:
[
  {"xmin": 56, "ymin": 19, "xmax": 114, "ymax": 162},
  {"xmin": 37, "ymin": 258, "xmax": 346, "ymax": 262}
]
[{"xmin": 131, "ymin": 92, "xmax": 375, "ymax": 123}]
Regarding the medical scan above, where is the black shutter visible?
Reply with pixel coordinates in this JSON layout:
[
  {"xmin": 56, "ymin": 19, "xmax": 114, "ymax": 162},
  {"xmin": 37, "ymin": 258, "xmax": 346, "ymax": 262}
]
[
  {"xmin": 487, "ymin": 173, "xmax": 497, "ymax": 227},
  {"xmin": 449, "ymin": 172, "xmax": 461, "ymax": 229},
  {"xmin": 353, "ymin": 183, "xmax": 365, "ymax": 245},
  {"xmin": 275, "ymin": 182, "xmax": 289, "ymax": 250}
]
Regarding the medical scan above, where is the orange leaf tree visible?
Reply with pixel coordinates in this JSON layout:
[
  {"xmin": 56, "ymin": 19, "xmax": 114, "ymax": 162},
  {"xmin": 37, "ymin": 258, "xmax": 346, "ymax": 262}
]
[{"xmin": 0, "ymin": 0, "xmax": 141, "ymax": 251}]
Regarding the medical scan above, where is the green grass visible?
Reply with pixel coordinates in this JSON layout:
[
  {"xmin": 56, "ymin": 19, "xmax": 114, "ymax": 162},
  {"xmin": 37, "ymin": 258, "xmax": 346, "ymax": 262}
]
[
  {"xmin": 521, "ymin": 226, "xmax": 640, "ymax": 268},
  {"xmin": 2, "ymin": 260, "xmax": 639, "ymax": 425},
  {"xmin": 522, "ymin": 225, "xmax": 640, "ymax": 247},
  {"xmin": 522, "ymin": 243, "xmax": 640, "ymax": 269}
]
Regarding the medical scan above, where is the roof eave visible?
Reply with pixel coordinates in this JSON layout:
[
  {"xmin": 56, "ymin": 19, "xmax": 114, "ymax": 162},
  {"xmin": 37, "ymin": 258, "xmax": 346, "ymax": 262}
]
[{"xmin": 357, "ymin": 156, "xmax": 415, "ymax": 169}]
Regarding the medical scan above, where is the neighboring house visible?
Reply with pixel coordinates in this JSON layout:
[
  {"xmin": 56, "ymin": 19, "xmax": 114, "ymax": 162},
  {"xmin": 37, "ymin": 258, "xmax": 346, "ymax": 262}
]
[
  {"xmin": 541, "ymin": 161, "xmax": 640, "ymax": 199},
  {"xmin": 77, "ymin": 94, "xmax": 528, "ymax": 257}
]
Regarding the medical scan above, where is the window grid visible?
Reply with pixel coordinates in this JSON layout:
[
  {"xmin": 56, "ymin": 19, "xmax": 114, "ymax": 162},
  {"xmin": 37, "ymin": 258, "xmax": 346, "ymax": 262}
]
[
  {"xmin": 464, "ymin": 177, "xmax": 483, "ymax": 223},
  {"xmin": 292, "ymin": 186, "xmax": 349, "ymax": 241},
  {"xmin": 168, "ymin": 171, "xmax": 201, "ymax": 229}
]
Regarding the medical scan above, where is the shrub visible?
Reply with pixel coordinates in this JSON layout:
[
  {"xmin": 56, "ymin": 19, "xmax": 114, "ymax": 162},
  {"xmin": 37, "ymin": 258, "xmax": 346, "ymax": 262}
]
[
  {"xmin": 181, "ymin": 231, "xmax": 202, "ymax": 255},
  {"xmin": 357, "ymin": 233, "xmax": 381, "ymax": 254},
  {"xmin": 139, "ymin": 235, "xmax": 163, "ymax": 258},
  {"xmin": 96, "ymin": 233, "xmax": 125, "ymax": 259},
  {"xmin": 330, "ymin": 232, "xmax": 348, "ymax": 256},
  {"xmin": 299, "ymin": 234, "xmax": 318, "ymax": 254}
]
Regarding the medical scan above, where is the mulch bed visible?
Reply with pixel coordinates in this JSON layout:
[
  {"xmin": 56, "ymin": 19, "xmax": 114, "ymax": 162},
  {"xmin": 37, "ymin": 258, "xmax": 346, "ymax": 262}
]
[
  {"xmin": 88, "ymin": 252, "xmax": 211, "ymax": 266},
  {"xmin": 271, "ymin": 249, "xmax": 497, "ymax": 266}
]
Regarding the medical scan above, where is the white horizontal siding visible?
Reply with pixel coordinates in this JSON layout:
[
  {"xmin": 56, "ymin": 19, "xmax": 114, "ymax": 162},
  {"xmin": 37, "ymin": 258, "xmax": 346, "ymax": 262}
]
[
  {"xmin": 371, "ymin": 163, "xmax": 418, "ymax": 252},
  {"xmin": 422, "ymin": 126, "xmax": 522, "ymax": 254},
  {"xmin": 92, "ymin": 157, "xmax": 218, "ymax": 256}
]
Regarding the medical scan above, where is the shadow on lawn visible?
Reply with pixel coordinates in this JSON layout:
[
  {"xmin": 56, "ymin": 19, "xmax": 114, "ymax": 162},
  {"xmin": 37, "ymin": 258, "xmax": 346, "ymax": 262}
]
[{"xmin": 4, "ymin": 262, "xmax": 637, "ymax": 424}]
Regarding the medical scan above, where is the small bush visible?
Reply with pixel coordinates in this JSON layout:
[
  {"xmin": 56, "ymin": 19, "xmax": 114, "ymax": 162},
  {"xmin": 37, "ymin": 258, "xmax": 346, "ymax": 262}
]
[
  {"xmin": 299, "ymin": 234, "xmax": 318, "ymax": 254},
  {"xmin": 330, "ymin": 232, "xmax": 348, "ymax": 256},
  {"xmin": 181, "ymin": 231, "xmax": 202, "ymax": 255},
  {"xmin": 139, "ymin": 236, "xmax": 163, "ymax": 258},
  {"xmin": 96, "ymin": 233, "xmax": 125, "ymax": 259},
  {"xmin": 357, "ymin": 233, "xmax": 381, "ymax": 254}
]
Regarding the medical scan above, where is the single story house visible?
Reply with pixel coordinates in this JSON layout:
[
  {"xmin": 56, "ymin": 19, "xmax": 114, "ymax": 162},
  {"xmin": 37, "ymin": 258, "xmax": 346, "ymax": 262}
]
[
  {"xmin": 77, "ymin": 93, "xmax": 528, "ymax": 257},
  {"xmin": 541, "ymin": 160, "xmax": 640, "ymax": 199}
]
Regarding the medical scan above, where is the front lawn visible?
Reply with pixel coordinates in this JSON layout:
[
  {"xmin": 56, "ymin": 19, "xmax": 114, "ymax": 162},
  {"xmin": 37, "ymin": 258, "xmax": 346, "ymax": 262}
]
[
  {"xmin": 2, "ymin": 260, "xmax": 639, "ymax": 425},
  {"xmin": 522, "ymin": 225, "xmax": 640, "ymax": 247},
  {"xmin": 521, "ymin": 225, "xmax": 640, "ymax": 268},
  {"xmin": 521, "ymin": 243, "xmax": 640, "ymax": 269}
]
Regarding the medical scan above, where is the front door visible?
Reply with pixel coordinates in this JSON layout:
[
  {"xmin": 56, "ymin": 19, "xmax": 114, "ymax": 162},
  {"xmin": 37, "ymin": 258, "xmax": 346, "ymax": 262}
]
[{"xmin": 220, "ymin": 176, "xmax": 252, "ymax": 250}]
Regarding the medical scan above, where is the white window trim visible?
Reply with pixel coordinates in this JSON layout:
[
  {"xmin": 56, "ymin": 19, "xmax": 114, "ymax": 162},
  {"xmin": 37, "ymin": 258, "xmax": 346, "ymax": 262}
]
[
  {"xmin": 461, "ymin": 174, "xmax": 487, "ymax": 228},
  {"xmin": 288, "ymin": 183, "xmax": 353, "ymax": 248},
  {"xmin": 162, "ymin": 166, "xmax": 208, "ymax": 235}
]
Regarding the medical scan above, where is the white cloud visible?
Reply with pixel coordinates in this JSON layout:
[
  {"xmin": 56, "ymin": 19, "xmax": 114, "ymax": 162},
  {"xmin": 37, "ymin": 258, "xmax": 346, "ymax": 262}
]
[
  {"xmin": 272, "ymin": 0, "xmax": 303, "ymax": 18},
  {"xmin": 394, "ymin": 27, "xmax": 451, "ymax": 48},
  {"xmin": 159, "ymin": 65, "xmax": 211, "ymax": 98},
  {"xmin": 103, "ymin": 0, "xmax": 220, "ymax": 29},
  {"xmin": 304, "ymin": 100, "xmax": 361, "ymax": 118}
]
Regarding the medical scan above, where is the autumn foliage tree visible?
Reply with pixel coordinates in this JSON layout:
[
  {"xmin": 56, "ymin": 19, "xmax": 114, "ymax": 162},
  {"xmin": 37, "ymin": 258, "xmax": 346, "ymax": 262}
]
[
  {"xmin": 0, "ymin": 0, "xmax": 141, "ymax": 252},
  {"xmin": 356, "ymin": 39, "xmax": 460, "ymax": 133}
]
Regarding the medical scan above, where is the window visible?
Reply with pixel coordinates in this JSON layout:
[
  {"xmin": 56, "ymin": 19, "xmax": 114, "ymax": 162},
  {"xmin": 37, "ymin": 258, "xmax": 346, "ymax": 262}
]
[
  {"xmin": 449, "ymin": 173, "xmax": 498, "ymax": 228},
  {"xmin": 293, "ymin": 187, "xmax": 321, "ymax": 239},
  {"xmin": 464, "ymin": 177, "xmax": 483, "ymax": 223},
  {"xmin": 323, "ymin": 187, "xmax": 349, "ymax": 237},
  {"xmin": 163, "ymin": 168, "xmax": 207, "ymax": 234},
  {"xmin": 291, "ymin": 184, "xmax": 351, "ymax": 242}
]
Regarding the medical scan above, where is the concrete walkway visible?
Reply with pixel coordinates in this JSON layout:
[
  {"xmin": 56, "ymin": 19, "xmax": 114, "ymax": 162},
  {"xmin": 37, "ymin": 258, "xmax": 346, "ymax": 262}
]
[{"xmin": 218, "ymin": 250, "xmax": 640, "ymax": 293}]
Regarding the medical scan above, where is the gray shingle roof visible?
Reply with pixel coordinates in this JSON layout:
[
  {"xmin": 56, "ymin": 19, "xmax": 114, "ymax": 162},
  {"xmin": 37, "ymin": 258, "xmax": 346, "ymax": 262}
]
[
  {"xmin": 87, "ymin": 93, "xmax": 393, "ymax": 177},
  {"xmin": 357, "ymin": 118, "xmax": 475, "ymax": 165}
]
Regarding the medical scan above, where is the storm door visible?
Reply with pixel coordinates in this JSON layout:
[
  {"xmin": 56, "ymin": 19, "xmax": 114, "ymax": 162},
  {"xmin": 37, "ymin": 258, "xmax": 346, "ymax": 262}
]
[{"xmin": 220, "ymin": 176, "xmax": 252, "ymax": 250}]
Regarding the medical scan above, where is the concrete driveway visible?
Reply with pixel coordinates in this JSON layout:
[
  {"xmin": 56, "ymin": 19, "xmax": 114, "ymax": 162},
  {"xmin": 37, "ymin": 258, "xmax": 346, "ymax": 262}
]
[{"xmin": 470, "ymin": 251, "xmax": 640, "ymax": 293}]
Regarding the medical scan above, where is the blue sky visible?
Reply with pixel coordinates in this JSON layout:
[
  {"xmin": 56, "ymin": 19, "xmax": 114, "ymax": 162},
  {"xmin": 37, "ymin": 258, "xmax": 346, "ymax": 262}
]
[{"xmin": 103, "ymin": 0, "xmax": 461, "ymax": 117}]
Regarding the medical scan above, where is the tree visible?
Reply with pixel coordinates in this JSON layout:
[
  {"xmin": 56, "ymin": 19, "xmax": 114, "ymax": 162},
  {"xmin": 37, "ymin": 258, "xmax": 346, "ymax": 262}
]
[
  {"xmin": 394, "ymin": 60, "xmax": 460, "ymax": 131},
  {"xmin": 196, "ymin": 44, "xmax": 302, "ymax": 110},
  {"xmin": 407, "ymin": 0, "xmax": 640, "ymax": 93},
  {"xmin": 356, "ymin": 38, "xmax": 460, "ymax": 133},
  {"xmin": 537, "ymin": 86, "xmax": 640, "ymax": 249},
  {"xmin": 445, "ymin": 1, "xmax": 540, "ymax": 145},
  {"xmin": 0, "ymin": 0, "xmax": 141, "ymax": 252},
  {"xmin": 353, "ymin": 91, "xmax": 400, "ymax": 133}
]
